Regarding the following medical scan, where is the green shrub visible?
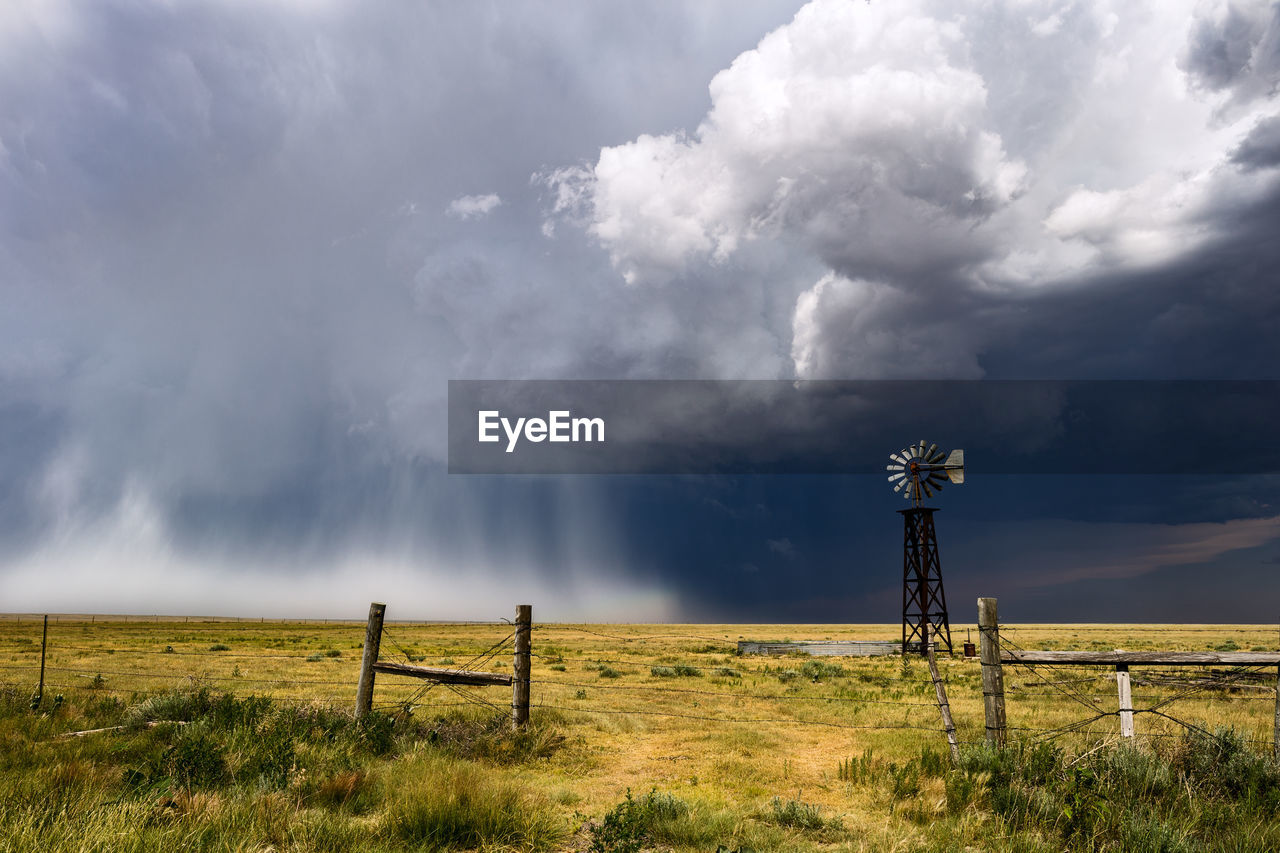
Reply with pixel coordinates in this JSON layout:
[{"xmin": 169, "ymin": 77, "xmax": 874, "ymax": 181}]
[
  {"xmin": 164, "ymin": 722, "xmax": 229, "ymax": 789},
  {"xmin": 764, "ymin": 796, "xmax": 841, "ymax": 832},
  {"xmin": 949, "ymin": 728, "xmax": 1280, "ymax": 849},
  {"xmin": 650, "ymin": 666, "xmax": 676, "ymax": 678},
  {"xmin": 591, "ymin": 788, "xmax": 690, "ymax": 853},
  {"xmin": 208, "ymin": 643, "xmax": 231, "ymax": 652}
]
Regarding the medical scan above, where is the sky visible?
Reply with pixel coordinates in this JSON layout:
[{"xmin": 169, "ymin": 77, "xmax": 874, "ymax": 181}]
[{"xmin": 2, "ymin": 0, "xmax": 1279, "ymax": 623}]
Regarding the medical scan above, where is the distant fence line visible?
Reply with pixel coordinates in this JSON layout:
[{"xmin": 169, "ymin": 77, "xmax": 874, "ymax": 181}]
[{"xmin": 3, "ymin": 602, "xmax": 1278, "ymax": 760}]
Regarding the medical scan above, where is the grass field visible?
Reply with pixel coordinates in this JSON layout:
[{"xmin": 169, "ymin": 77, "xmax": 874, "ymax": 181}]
[{"xmin": 2, "ymin": 616, "xmax": 1280, "ymax": 851}]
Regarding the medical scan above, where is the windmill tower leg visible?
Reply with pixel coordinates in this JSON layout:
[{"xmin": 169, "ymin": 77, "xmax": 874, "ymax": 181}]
[{"xmin": 900, "ymin": 508, "xmax": 952, "ymax": 655}]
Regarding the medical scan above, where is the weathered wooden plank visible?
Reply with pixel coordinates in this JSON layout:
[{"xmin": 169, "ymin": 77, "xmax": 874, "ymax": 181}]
[
  {"xmin": 372, "ymin": 660, "xmax": 512, "ymax": 686},
  {"xmin": 1001, "ymin": 650, "xmax": 1280, "ymax": 666}
]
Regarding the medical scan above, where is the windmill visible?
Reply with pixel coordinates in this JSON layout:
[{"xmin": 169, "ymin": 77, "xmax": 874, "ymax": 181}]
[{"xmin": 887, "ymin": 441, "xmax": 964, "ymax": 655}]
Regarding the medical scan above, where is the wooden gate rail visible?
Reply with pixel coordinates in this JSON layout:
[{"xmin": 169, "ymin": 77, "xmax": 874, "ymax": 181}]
[
  {"xmin": 1000, "ymin": 650, "xmax": 1280, "ymax": 667},
  {"xmin": 370, "ymin": 661, "xmax": 512, "ymax": 686},
  {"xmin": 982, "ymin": 597, "xmax": 1280, "ymax": 756},
  {"xmin": 354, "ymin": 602, "xmax": 531, "ymax": 729}
]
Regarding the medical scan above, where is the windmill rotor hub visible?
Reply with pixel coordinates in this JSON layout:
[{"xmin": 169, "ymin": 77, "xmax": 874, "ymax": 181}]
[{"xmin": 885, "ymin": 440, "xmax": 965, "ymax": 507}]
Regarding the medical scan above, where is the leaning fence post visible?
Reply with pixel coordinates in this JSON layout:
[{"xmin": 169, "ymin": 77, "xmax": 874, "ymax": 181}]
[
  {"xmin": 1116, "ymin": 664, "xmax": 1134, "ymax": 739},
  {"xmin": 1273, "ymin": 665, "xmax": 1279, "ymax": 762},
  {"xmin": 978, "ymin": 597, "xmax": 1007, "ymax": 748},
  {"xmin": 927, "ymin": 625, "xmax": 961, "ymax": 765},
  {"xmin": 354, "ymin": 602, "xmax": 386, "ymax": 720},
  {"xmin": 513, "ymin": 604, "xmax": 532, "ymax": 729}
]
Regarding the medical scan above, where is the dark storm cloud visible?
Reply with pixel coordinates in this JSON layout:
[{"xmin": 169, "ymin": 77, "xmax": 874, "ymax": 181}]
[
  {"xmin": 1233, "ymin": 115, "xmax": 1280, "ymax": 170},
  {"xmin": 1180, "ymin": 0, "xmax": 1279, "ymax": 100},
  {"xmin": 2, "ymin": 0, "xmax": 1279, "ymax": 620},
  {"xmin": 0, "ymin": 0, "xmax": 808, "ymax": 615}
]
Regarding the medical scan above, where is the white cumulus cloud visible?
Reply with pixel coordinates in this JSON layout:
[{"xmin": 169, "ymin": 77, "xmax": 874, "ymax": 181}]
[
  {"xmin": 544, "ymin": 0, "xmax": 1280, "ymax": 378},
  {"xmin": 446, "ymin": 193, "xmax": 503, "ymax": 219}
]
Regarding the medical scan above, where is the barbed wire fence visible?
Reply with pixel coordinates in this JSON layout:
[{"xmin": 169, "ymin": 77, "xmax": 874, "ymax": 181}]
[
  {"xmin": 0, "ymin": 609, "xmax": 967, "ymax": 748},
  {"xmin": 0, "ymin": 611, "xmax": 522, "ymax": 713},
  {"xmin": 984, "ymin": 597, "xmax": 1280, "ymax": 754},
  {"xmin": 2, "ymin": 602, "xmax": 1276, "ymax": 759}
]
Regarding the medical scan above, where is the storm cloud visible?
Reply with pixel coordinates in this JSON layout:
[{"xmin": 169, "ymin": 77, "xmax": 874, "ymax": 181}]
[{"xmin": 1, "ymin": 0, "xmax": 1278, "ymax": 620}]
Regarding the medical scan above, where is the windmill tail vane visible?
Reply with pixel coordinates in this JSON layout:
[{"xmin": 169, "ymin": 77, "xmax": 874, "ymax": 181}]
[{"xmin": 886, "ymin": 441, "xmax": 964, "ymax": 506}]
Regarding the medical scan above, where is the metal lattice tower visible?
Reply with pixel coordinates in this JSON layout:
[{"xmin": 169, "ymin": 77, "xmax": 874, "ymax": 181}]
[
  {"xmin": 887, "ymin": 441, "xmax": 964, "ymax": 655},
  {"xmin": 900, "ymin": 507, "xmax": 951, "ymax": 654}
]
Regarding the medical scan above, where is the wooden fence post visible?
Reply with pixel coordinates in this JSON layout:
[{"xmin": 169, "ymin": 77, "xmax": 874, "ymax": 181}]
[
  {"xmin": 34, "ymin": 615, "xmax": 48, "ymax": 709},
  {"xmin": 978, "ymin": 597, "xmax": 1007, "ymax": 748},
  {"xmin": 354, "ymin": 602, "xmax": 386, "ymax": 720},
  {"xmin": 513, "ymin": 604, "xmax": 531, "ymax": 729},
  {"xmin": 926, "ymin": 625, "xmax": 960, "ymax": 765},
  {"xmin": 1116, "ymin": 664, "xmax": 1134, "ymax": 739}
]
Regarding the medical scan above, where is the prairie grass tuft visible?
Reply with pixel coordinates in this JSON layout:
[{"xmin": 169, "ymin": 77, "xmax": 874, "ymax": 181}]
[
  {"xmin": 382, "ymin": 753, "xmax": 566, "ymax": 851},
  {"xmin": 764, "ymin": 795, "xmax": 842, "ymax": 832}
]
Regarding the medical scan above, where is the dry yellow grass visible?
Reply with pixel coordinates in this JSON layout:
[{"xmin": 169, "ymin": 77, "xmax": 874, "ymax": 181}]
[{"xmin": 1, "ymin": 615, "xmax": 1276, "ymax": 848}]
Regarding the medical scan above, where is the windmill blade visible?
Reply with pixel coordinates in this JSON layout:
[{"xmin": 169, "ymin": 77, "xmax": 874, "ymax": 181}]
[
  {"xmin": 926, "ymin": 443, "xmax": 939, "ymax": 461},
  {"xmin": 922, "ymin": 480, "xmax": 934, "ymax": 498},
  {"xmin": 894, "ymin": 478, "xmax": 912, "ymax": 493},
  {"xmin": 890, "ymin": 453, "xmax": 910, "ymax": 466},
  {"xmin": 926, "ymin": 472, "xmax": 946, "ymax": 488},
  {"xmin": 888, "ymin": 472, "xmax": 905, "ymax": 482},
  {"xmin": 886, "ymin": 463, "xmax": 905, "ymax": 472},
  {"xmin": 917, "ymin": 440, "xmax": 927, "ymax": 457}
]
